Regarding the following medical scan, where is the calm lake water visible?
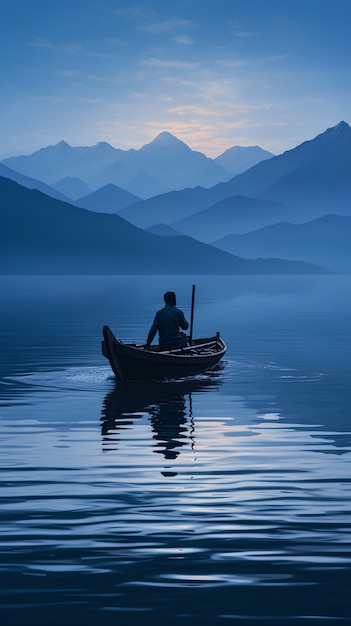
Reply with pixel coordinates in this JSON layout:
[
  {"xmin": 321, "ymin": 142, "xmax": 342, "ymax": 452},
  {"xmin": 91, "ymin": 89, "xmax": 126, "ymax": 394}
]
[{"xmin": 1, "ymin": 275, "xmax": 350, "ymax": 626}]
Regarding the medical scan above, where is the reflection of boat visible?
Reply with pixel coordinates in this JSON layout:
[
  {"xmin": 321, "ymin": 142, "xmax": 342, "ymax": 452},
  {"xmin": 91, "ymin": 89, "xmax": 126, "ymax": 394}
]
[
  {"xmin": 102, "ymin": 325, "xmax": 227, "ymax": 381},
  {"xmin": 101, "ymin": 377, "xmax": 221, "ymax": 460}
]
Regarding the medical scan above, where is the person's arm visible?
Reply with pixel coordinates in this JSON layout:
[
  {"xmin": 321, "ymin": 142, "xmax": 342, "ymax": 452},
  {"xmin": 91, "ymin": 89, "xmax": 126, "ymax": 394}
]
[
  {"xmin": 179, "ymin": 310, "xmax": 189, "ymax": 331},
  {"xmin": 146, "ymin": 312, "xmax": 159, "ymax": 346}
]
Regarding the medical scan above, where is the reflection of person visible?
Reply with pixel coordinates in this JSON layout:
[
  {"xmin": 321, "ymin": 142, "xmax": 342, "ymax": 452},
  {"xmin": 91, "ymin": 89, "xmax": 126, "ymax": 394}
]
[
  {"xmin": 100, "ymin": 381, "xmax": 196, "ymax": 462},
  {"xmin": 150, "ymin": 398, "xmax": 187, "ymax": 460},
  {"xmin": 146, "ymin": 291, "xmax": 189, "ymax": 351}
]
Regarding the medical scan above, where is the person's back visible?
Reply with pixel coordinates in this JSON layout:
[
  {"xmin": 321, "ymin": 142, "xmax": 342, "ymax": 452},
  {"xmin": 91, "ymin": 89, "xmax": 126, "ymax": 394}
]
[{"xmin": 146, "ymin": 291, "xmax": 189, "ymax": 351}]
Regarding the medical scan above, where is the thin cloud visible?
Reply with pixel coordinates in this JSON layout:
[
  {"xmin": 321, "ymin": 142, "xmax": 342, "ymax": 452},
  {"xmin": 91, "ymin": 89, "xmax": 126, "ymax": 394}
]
[
  {"xmin": 56, "ymin": 70, "xmax": 81, "ymax": 78},
  {"xmin": 30, "ymin": 37, "xmax": 82, "ymax": 56},
  {"xmin": 137, "ymin": 17, "xmax": 194, "ymax": 34},
  {"xmin": 30, "ymin": 36, "xmax": 54, "ymax": 50},
  {"xmin": 141, "ymin": 58, "xmax": 200, "ymax": 70},
  {"xmin": 258, "ymin": 54, "xmax": 288, "ymax": 63},
  {"xmin": 128, "ymin": 91, "xmax": 148, "ymax": 99},
  {"xmin": 159, "ymin": 93, "xmax": 174, "ymax": 101},
  {"xmin": 228, "ymin": 22, "xmax": 256, "ymax": 38},
  {"xmin": 100, "ymin": 3, "xmax": 154, "ymax": 20},
  {"xmin": 233, "ymin": 30, "xmax": 256, "ymax": 37},
  {"xmin": 216, "ymin": 59, "xmax": 250, "ymax": 68},
  {"xmin": 168, "ymin": 105, "xmax": 220, "ymax": 117},
  {"xmin": 79, "ymin": 97, "xmax": 103, "ymax": 104},
  {"xmin": 231, "ymin": 102, "xmax": 278, "ymax": 114},
  {"xmin": 173, "ymin": 35, "xmax": 194, "ymax": 46},
  {"xmin": 29, "ymin": 95, "xmax": 63, "ymax": 104},
  {"xmin": 30, "ymin": 36, "xmax": 111, "ymax": 59}
]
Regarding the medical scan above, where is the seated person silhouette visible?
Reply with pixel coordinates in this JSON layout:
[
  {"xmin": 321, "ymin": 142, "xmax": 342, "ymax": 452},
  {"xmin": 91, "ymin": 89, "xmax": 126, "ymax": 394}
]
[{"xmin": 146, "ymin": 291, "xmax": 189, "ymax": 351}]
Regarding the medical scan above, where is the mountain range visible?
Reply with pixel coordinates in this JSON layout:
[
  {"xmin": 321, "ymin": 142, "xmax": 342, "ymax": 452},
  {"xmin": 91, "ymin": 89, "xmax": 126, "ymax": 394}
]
[
  {"xmin": 1, "ymin": 176, "xmax": 321, "ymax": 275},
  {"xmin": 116, "ymin": 121, "xmax": 351, "ymax": 231},
  {"xmin": 1, "ymin": 121, "xmax": 351, "ymax": 274},
  {"xmin": 2, "ymin": 132, "xmax": 273, "ymax": 199},
  {"xmin": 213, "ymin": 214, "xmax": 351, "ymax": 273},
  {"xmin": 113, "ymin": 121, "xmax": 351, "ymax": 272},
  {"xmin": 211, "ymin": 121, "xmax": 351, "ymax": 219}
]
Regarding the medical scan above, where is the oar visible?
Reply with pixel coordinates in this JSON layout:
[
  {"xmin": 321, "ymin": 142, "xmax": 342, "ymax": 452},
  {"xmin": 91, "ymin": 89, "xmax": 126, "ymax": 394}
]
[{"xmin": 189, "ymin": 284, "xmax": 195, "ymax": 343}]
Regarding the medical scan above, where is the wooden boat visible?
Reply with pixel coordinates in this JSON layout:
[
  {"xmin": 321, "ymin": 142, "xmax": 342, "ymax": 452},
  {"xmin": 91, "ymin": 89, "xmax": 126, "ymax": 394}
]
[{"xmin": 102, "ymin": 325, "xmax": 227, "ymax": 381}]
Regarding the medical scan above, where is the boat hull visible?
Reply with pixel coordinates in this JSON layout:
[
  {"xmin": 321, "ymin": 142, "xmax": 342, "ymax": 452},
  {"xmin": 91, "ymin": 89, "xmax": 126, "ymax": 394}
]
[{"xmin": 102, "ymin": 325, "xmax": 226, "ymax": 381}]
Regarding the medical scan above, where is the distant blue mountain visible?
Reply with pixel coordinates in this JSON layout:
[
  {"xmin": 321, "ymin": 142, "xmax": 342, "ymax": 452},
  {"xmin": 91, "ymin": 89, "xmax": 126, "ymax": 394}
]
[
  {"xmin": 117, "ymin": 186, "xmax": 215, "ymax": 228},
  {"xmin": 145, "ymin": 223, "xmax": 181, "ymax": 237},
  {"xmin": 0, "ymin": 176, "xmax": 325, "ymax": 275},
  {"xmin": 132, "ymin": 132, "xmax": 226, "ymax": 189},
  {"xmin": 0, "ymin": 162, "xmax": 70, "ymax": 203},
  {"xmin": 114, "ymin": 171, "xmax": 171, "ymax": 199},
  {"xmin": 51, "ymin": 176, "xmax": 92, "ymax": 200},
  {"xmin": 214, "ymin": 145, "xmax": 274, "ymax": 179},
  {"xmin": 75, "ymin": 183, "xmax": 141, "ymax": 213},
  {"xmin": 172, "ymin": 195, "xmax": 287, "ymax": 242},
  {"xmin": 212, "ymin": 214, "xmax": 351, "ymax": 272}
]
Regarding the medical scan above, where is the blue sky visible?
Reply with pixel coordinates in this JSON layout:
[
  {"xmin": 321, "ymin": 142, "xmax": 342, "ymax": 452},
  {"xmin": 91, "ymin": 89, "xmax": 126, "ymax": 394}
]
[{"xmin": 1, "ymin": 0, "xmax": 351, "ymax": 159}]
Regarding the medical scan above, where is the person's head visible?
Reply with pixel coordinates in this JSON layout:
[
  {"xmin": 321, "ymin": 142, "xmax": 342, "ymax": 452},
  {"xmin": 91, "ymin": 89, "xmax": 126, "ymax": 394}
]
[{"xmin": 164, "ymin": 291, "xmax": 176, "ymax": 306}]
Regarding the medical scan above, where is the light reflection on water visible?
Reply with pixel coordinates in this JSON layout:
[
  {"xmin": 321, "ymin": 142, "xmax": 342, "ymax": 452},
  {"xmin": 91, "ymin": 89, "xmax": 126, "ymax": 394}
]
[{"xmin": 1, "ymin": 276, "xmax": 351, "ymax": 625}]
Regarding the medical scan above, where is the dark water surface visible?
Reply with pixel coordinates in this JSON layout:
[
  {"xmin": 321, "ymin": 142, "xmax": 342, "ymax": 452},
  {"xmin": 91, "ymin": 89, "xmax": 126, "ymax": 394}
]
[{"xmin": 1, "ymin": 275, "xmax": 350, "ymax": 625}]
